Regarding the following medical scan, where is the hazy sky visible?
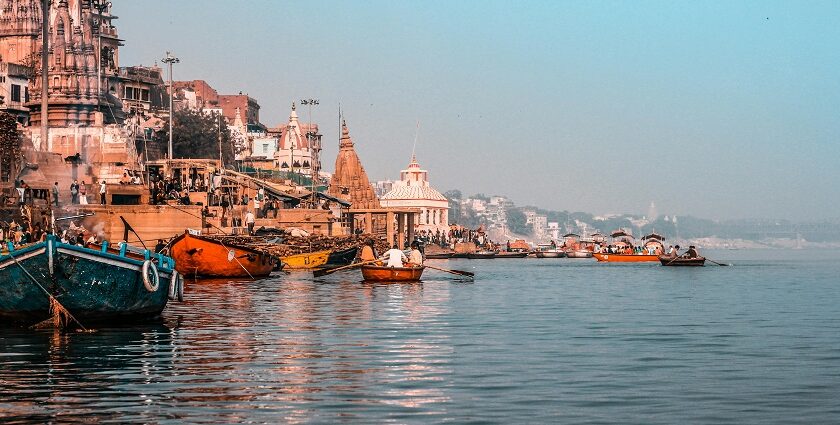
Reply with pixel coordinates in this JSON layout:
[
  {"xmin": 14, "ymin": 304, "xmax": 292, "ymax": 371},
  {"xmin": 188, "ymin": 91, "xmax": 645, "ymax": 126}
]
[{"xmin": 117, "ymin": 1, "xmax": 840, "ymax": 221}]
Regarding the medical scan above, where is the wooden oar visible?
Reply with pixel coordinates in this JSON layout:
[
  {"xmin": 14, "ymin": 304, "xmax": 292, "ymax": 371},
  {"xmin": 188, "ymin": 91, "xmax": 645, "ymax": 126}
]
[
  {"xmin": 706, "ymin": 258, "xmax": 730, "ymax": 266},
  {"xmin": 313, "ymin": 259, "xmax": 380, "ymax": 278},
  {"xmin": 424, "ymin": 264, "xmax": 474, "ymax": 278}
]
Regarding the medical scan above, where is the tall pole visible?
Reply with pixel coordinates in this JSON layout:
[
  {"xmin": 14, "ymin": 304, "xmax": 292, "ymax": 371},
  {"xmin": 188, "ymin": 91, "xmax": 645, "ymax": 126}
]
[
  {"xmin": 218, "ymin": 114, "xmax": 223, "ymax": 168},
  {"xmin": 300, "ymin": 98, "xmax": 318, "ymax": 205},
  {"xmin": 161, "ymin": 51, "xmax": 179, "ymax": 160},
  {"xmin": 40, "ymin": 0, "xmax": 48, "ymax": 150}
]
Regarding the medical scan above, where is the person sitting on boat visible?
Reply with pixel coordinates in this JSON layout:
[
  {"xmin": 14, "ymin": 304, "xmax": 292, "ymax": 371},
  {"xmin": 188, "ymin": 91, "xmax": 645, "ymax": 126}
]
[
  {"xmin": 667, "ymin": 245, "xmax": 680, "ymax": 258},
  {"xmin": 683, "ymin": 245, "xmax": 700, "ymax": 259},
  {"xmin": 382, "ymin": 244, "xmax": 408, "ymax": 268},
  {"xmin": 360, "ymin": 239, "xmax": 378, "ymax": 263},
  {"xmin": 407, "ymin": 241, "xmax": 424, "ymax": 267}
]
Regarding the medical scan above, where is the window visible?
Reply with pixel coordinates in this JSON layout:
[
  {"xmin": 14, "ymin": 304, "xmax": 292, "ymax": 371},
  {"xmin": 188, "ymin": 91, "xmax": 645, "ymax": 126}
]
[
  {"xmin": 262, "ymin": 144, "xmax": 269, "ymax": 154},
  {"xmin": 10, "ymin": 84, "xmax": 20, "ymax": 102},
  {"xmin": 124, "ymin": 86, "xmax": 133, "ymax": 99},
  {"xmin": 24, "ymin": 86, "xmax": 28, "ymax": 103},
  {"xmin": 141, "ymin": 89, "xmax": 149, "ymax": 102}
]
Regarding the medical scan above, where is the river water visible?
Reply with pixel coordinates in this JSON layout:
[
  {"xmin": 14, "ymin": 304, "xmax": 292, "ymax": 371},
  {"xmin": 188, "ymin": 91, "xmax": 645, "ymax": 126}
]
[{"xmin": 2, "ymin": 250, "xmax": 840, "ymax": 424}]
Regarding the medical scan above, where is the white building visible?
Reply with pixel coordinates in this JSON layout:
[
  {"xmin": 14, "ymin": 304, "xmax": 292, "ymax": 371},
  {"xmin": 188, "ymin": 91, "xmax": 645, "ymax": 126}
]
[
  {"xmin": 380, "ymin": 156, "xmax": 450, "ymax": 233},
  {"xmin": 274, "ymin": 102, "xmax": 319, "ymax": 176}
]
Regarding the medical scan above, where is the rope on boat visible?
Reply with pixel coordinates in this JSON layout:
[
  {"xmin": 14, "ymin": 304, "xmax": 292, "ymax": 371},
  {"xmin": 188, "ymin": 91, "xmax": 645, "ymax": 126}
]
[{"xmin": 8, "ymin": 250, "xmax": 88, "ymax": 331}]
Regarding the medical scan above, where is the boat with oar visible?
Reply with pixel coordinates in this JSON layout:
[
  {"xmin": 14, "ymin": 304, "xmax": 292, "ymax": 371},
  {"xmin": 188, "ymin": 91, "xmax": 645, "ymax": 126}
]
[
  {"xmin": 659, "ymin": 255, "xmax": 706, "ymax": 266},
  {"xmin": 360, "ymin": 265, "xmax": 425, "ymax": 282},
  {"xmin": 169, "ymin": 231, "xmax": 277, "ymax": 278},
  {"xmin": 0, "ymin": 235, "xmax": 182, "ymax": 326}
]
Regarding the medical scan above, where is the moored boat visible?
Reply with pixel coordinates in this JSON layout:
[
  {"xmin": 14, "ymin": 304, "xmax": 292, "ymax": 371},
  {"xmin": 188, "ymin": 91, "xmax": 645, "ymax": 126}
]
[
  {"xmin": 324, "ymin": 246, "xmax": 359, "ymax": 267},
  {"xmin": 495, "ymin": 251, "xmax": 529, "ymax": 258},
  {"xmin": 169, "ymin": 231, "xmax": 277, "ymax": 278},
  {"xmin": 281, "ymin": 250, "xmax": 330, "ymax": 270},
  {"xmin": 468, "ymin": 251, "xmax": 497, "ymax": 259},
  {"xmin": 659, "ymin": 255, "xmax": 706, "ymax": 266},
  {"xmin": 566, "ymin": 250, "xmax": 593, "ymax": 258},
  {"xmin": 425, "ymin": 252, "xmax": 453, "ymax": 259},
  {"xmin": 360, "ymin": 265, "xmax": 424, "ymax": 282},
  {"xmin": 0, "ymin": 235, "xmax": 180, "ymax": 324}
]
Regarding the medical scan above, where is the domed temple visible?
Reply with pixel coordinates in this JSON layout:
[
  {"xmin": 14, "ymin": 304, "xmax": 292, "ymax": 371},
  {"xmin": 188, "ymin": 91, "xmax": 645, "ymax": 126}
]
[{"xmin": 380, "ymin": 155, "xmax": 449, "ymax": 234}]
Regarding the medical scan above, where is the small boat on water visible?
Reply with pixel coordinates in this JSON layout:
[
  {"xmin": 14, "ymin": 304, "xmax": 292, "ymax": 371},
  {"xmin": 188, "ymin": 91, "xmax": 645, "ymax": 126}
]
[
  {"xmin": 534, "ymin": 243, "xmax": 566, "ymax": 258},
  {"xmin": 561, "ymin": 233, "xmax": 594, "ymax": 258},
  {"xmin": 495, "ymin": 251, "xmax": 529, "ymax": 258},
  {"xmin": 468, "ymin": 251, "xmax": 497, "ymax": 259},
  {"xmin": 281, "ymin": 250, "xmax": 330, "ymax": 270},
  {"xmin": 324, "ymin": 246, "xmax": 359, "ymax": 267},
  {"xmin": 169, "ymin": 231, "xmax": 277, "ymax": 278},
  {"xmin": 593, "ymin": 229, "xmax": 659, "ymax": 263},
  {"xmin": 659, "ymin": 255, "xmax": 706, "ymax": 266},
  {"xmin": 361, "ymin": 265, "xmax": 424, "ymax": 282},
  {"xmin": 425, "ymin": 252, "xmax": 453, "ymax": 259},
  {"xmin": 0, "ymin": 235, "xmax": 180, "ymax": 324},
  {"xmin": 566, "ymin": 250, "xmax": 593, "ymax": 258}
]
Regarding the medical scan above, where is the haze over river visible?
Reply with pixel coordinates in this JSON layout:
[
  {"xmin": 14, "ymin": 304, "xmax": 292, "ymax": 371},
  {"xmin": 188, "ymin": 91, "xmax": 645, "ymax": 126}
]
[{"xmin": 3, "ymin": 250, "xmax": 840, "ymax": 423}]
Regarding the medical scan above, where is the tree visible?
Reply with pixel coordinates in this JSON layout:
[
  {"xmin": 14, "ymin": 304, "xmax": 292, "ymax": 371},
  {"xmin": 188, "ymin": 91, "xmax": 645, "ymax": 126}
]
[
  {"xmin": 444, "ymin": 189, "xmax": 462, "ymax": 224},
  {"xmin": 506, "ymin": 207, "xmax": 531, "ymax": 235},
  {"xmin": 0, "ymin": 112, "xmax": 22, "ymax": 184},
  {"xmin": 155, "ymin": 109, "xmax": 237, "ymax": 164}
]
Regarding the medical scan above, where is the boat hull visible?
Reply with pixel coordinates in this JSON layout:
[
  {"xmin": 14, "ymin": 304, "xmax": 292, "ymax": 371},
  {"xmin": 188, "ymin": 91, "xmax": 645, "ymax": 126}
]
[
  {"xmin": 281, "ymin": 250, "xmax": 330, "ymax": 270},
  {"xmin": 535, "ymin": 251, "xmax": 566, "ymax": 258},
  {"xmin": 659, "ymin": 256, "xmax": 706, "ymax": 266},
  {"xmin": 424, "ymin": 252, "xmax": 453, "ymax": 259},
  {"xmin": 566, "ymin": 250, "xmax": 593, "ymax": 258},
  {"xmin": 361, "ymin": 265, "xmax": 424, "ymax": 282},
  {"xmin": 495, "ymin": 252, "xmax": 529, "ymax": 258},
  {"xmin": 593, "ymin": 253, "xmax": 659, "ymax": 262},
  {"xmin": 324, "ymin": 247, "xmax": 359, "ymax": 268},
  {"xmin": 468, "ymin": 252, "xmax": 497, "ymax": 259},
  {"xmin": 170, "ymin": 232, "xmax": 276, "ymax": 278},
  {"xmin": 0, "ymin": 238, "xmax": 175, "ymax": 323}
]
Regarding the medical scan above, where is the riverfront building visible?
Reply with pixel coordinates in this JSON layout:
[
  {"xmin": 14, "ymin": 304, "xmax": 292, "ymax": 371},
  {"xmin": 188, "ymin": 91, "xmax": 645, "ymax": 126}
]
[{"xmin": 380, "ymin": 156, "xmax": 449, "ymax": 234}]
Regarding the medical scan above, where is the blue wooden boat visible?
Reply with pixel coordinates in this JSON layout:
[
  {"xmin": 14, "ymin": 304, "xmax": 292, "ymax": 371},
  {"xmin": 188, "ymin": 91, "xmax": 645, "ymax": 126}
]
[{"xmin": 0, "ymin": 235, "xmax": 181, "ymax": 325}]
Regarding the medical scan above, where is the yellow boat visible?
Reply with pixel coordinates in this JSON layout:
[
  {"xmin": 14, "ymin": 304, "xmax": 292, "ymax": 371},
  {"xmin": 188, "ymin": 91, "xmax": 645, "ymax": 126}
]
[{"xmin": 280, "ymin": 250, "xmax": 331, "ymax": 270}]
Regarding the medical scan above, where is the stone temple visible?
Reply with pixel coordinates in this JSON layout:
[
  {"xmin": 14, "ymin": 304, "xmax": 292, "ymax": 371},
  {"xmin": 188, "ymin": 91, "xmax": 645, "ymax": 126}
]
[{"xmin": 326, "ymin": 119, "xmax": 380, "ymax": 209}]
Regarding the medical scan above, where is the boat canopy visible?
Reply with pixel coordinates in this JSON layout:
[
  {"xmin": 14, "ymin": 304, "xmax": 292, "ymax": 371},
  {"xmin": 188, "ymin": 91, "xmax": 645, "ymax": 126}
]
[
  {"xmin": 642, "ymin": 232, "xmax": 665, "ymax": 241},
  {"xmin": 563, "ymin": 233, "xmax": 580, "ymax": 238}
]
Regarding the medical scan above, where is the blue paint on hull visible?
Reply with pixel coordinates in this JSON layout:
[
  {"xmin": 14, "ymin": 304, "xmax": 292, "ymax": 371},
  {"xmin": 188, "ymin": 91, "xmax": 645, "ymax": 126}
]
[{"xmin": 0, "ymin": 237, "xmax": 176, "ymax": 324}]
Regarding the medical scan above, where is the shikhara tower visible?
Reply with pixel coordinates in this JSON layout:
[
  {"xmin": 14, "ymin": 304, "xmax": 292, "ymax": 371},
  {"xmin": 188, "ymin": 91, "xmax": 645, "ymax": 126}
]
[{"xmin": 326, "ymin": 119, "xmax": 379, "ymax": 209}]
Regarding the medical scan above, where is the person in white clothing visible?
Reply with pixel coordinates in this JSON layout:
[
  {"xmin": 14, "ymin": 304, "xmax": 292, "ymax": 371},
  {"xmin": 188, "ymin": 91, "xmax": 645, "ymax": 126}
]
[
  {"xmin": 382, "ymin": 244, "xmax": 408, "ymax": 268},
  {"xmin": 245, "ymin": 210, "xmax": 256, "ymax": 235}
]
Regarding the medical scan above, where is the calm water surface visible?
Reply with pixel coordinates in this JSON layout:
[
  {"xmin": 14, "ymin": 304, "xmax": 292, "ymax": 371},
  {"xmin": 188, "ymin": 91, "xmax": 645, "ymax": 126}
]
[{"xmin": 2, "ymin": 250, "xmax": 840, "ymax": 423}]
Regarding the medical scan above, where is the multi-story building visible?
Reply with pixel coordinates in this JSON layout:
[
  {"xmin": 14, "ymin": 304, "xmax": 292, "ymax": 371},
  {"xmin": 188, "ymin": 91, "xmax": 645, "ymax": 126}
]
[
  {"xmin": 0, "ymin": 61, "xmax": 31, "ymax": 124},
  {"xmin": 118, "ymin": 65, "xmax": 167, "ymax": 114}
]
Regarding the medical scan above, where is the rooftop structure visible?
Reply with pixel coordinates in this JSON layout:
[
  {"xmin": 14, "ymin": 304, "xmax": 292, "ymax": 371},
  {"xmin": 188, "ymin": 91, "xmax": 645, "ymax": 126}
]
[{"xmin": 380, "ymin": 155, "xmax": 449, "ymax": 233}]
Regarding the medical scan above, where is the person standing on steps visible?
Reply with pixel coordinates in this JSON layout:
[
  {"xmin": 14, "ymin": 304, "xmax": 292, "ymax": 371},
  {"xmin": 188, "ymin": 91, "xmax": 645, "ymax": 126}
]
[{"xmin": 99, "ymin": 179, "xmax": 107, "ymax": 205}]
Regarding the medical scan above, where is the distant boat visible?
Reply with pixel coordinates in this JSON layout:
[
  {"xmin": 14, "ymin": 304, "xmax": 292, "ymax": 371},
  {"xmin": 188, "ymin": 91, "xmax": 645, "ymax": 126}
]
[
  {"xmin": 169, "ymin": 232, "xmax": 277, "ymax": 278},
  {"xmin": 0, "ymin": 235, "xmax": 179, "ymax": 324},
  {"xmin": 534, "ymin": 243, "xmax": 566, "ymax": 258},
  {"xmin": 361, "ymin": 265, "xmax": 424, "ymax": 282},
  {"xmin": 425, "ymin": 252, "xmax": 453, "ymax": 259},
  {"xmin": 495, "ymin": 251, "xmax": 529, "ymax": 258},
  {"xmin": 593, "ymin": 229, "xmax": 660, "ymax": 262},
  {"xmin": 468, "ymin": 251, "xmax": 497, "ymax": 259}
]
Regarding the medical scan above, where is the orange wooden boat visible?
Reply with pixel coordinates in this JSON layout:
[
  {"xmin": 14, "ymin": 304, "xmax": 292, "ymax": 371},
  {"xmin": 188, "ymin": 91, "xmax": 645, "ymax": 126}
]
[
  {"xmin": 360, "ymin": 265, "xmax": 424, "ymax": 282},
  {"xmin": 593, "ymin": 253, "xmax": 659, "ymax": 263},
  {"xmin": 169, "ymin": 232, "xmax": 277, "ymax": 278}
]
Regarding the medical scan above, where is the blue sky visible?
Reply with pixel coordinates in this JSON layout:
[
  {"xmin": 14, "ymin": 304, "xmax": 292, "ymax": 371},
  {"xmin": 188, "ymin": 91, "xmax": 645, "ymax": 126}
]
[{"xmin": 117, "ymin": 1, "xmax": 840, "ymax": 221}]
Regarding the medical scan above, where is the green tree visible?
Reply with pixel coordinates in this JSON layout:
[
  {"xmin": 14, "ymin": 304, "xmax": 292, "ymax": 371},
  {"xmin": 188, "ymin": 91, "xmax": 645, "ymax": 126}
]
[
  {"xmin": 155, "ymin": 109, "xmax": 236, "ymax": 164},
  {"xmin": 506, "ymin": 207, "xmax": 531, "ymax": 235}
]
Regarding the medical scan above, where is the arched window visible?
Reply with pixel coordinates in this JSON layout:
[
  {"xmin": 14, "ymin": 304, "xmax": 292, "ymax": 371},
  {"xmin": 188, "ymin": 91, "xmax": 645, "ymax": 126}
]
[
  {"xmin": 280, "ymin": 162, "xmax": 288, "ymax": 169},
  {"xmin": 302, "ymin": 160, "xmax": 310, "ymax": 168},
  {"xmin": 293, "ymin": 161, "xmax": 301, "ymax": 168}
]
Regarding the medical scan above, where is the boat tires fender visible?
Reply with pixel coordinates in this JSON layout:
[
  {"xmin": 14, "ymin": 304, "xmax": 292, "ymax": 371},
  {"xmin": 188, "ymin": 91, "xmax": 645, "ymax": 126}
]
[
  {"xmin": 168, "ymin": 272, "xmax": 180, "ymax": 300},
  {"xmin": 177, "ymin": 274, "xmax": 185, "ymax": 302},
  {"xmin": 142, "ymin": 260, "xmax": 160, "ymax": 292}
]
